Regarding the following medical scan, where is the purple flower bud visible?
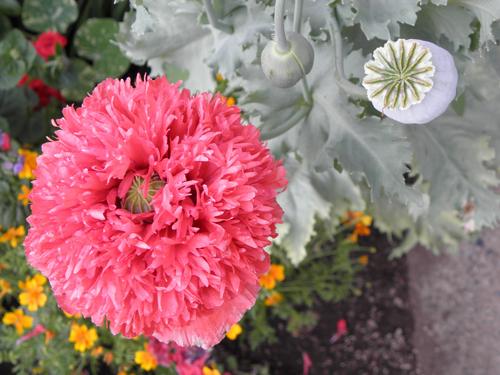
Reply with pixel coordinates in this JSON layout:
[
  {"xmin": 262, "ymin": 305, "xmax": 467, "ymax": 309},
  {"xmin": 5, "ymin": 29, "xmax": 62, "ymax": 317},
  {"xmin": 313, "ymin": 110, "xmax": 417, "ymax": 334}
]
[{"xmin": 363, "ymin": 39, "xmax": 458, "ymax": 124}]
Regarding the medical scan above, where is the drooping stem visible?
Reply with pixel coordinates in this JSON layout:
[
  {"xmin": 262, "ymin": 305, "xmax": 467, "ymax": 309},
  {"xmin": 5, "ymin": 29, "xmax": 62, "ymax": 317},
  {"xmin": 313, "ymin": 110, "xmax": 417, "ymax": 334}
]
[
  {"xmin": 203, "ymin": 0, "xmax": 233, "ymax": 34},
  {"xmin": 274, "ymin": 0, "xmax": 289, "ymax": 52},
  {"xmin": 301, "ymin": 76, "xmax": 312, "ymax": 105},
  {"xmin": 293, "ymin": 0, "xmax": 304, "ymax": 33},
  {"xmin": 330, "ymin": 10, "xmax": 368, "ymax": 99}
]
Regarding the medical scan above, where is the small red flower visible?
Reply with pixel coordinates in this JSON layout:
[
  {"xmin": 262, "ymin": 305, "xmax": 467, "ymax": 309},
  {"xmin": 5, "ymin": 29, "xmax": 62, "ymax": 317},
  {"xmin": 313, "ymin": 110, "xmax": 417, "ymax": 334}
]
[
  {"xmin": 18, "ymin": 75, "xmax": 65, "ymax": 109},
  {"xmin": 28, "ymin": 79, "xmax": 65, "ymax": 108},
  {"xmin": 329, "ymin": 319, "xmax": 348, "ymax": 344},
  {"xmin": 0, "ymin": 132, "xmax": 11, "ymax": 152},
  {"xmin": 302, "ymin": 352, "xmax": 312, "ymax": 375},
  {"xmin": 33, "ymin": 31, "xmax": 67, "ymax": 60}
]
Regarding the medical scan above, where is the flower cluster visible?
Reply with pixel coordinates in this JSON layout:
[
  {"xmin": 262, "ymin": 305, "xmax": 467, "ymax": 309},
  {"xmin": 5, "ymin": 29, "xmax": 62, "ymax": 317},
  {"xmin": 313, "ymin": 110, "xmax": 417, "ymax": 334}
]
[
  {"xmin": 25, "ymin": 75, "xmax": 287, "ymax": 348},
  {"xmin": 258, "ymin": 264, "xmax": 285, "ymax": 307}
]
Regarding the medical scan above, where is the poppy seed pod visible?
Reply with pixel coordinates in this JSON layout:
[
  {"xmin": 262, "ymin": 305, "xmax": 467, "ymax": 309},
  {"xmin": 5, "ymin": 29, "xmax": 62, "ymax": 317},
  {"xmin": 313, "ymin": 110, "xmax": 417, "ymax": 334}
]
[
  {"xmin": 261, "ymin": 31, "xmax": 314, "ymax": 88},
  {"xmin": 363, "ymin": 39, "xmax": 458, "ymax": 124}
]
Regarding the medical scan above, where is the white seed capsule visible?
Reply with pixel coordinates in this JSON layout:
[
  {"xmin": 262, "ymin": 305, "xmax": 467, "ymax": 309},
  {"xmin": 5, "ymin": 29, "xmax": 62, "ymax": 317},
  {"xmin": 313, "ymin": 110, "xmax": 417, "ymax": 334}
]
[
  {"xmin": 261, "ymin": 31, "xmax": 314, "ymax": 88},
  {"xmin": 363, "ymin": 39, "xmax": 458, "ymax": 125}
]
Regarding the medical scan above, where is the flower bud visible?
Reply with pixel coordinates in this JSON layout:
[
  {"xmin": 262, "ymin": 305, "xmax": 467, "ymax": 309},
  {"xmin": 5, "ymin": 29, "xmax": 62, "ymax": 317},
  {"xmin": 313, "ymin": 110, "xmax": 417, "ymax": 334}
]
[{"xmin": 261, "ymin": 32, "xmax": 314, "ymax": 88}]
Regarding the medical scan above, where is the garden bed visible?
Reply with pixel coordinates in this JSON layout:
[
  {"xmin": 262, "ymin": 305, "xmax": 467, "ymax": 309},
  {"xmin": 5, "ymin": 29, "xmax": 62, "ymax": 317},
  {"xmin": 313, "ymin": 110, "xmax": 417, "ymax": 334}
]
[{"xmin": 216, "ymin": 233, "xmax": 418, "ymax": 374}]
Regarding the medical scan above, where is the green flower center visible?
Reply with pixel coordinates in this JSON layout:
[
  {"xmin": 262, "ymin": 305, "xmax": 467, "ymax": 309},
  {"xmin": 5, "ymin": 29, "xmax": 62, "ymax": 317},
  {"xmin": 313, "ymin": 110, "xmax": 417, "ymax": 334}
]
[
  {"xmin": 123, "ymin": 175, "xmax": 165, "ymax": 214},
  {"xmin": 362, "ymin": 39, "xmax": 435, "ymax": 110}
]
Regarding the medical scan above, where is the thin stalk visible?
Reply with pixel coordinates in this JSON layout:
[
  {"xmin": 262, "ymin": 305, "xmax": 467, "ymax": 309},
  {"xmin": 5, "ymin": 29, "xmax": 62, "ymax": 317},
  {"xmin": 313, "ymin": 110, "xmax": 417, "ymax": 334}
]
[
  {"xmin": 203, "ymin": 0, "xmax": 233, "ymax": 33},
  {"xmin": 300, "ymin": 75, "xmax": 312, "ymax": 105},
  {"xmin": 293, "ymin": 0, "xmax": 304, "ymax": 33},
  {"xmin": 274, "ymin": 0, "xmax": 289, "ymax": 52},
  {"xmin": 330, "ymin": 10, "xmax": 368, "ymax": 99}
]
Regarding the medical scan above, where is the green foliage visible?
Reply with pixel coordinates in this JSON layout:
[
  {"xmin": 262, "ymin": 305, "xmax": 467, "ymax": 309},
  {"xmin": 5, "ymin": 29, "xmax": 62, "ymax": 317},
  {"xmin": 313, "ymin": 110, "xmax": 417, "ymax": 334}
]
[
  {"xmin": 0, "ymin": 30, "xmax": 37, "ymax": 90},
  {"xmin": 75, "ymin": 18, "xmax": 130, "ymax": 79},
  {"xmin": 21, "ymin": 0, "xmax": 78, "ymax": 33}
]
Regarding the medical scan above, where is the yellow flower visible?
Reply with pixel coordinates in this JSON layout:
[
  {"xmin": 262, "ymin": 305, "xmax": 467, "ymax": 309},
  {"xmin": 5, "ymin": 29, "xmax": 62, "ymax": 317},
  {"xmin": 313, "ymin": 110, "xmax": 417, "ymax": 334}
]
[
  {"xmin": 226, "ymin": 96, "xmax": 236, "ymax": 106},
  {"xmin": 2, "ymin": 309, "xmax": 33, "ymax": 334},
  {"xmin": 264, "ymin": 291, "xmax": 284, "ymax": 307},
  {"xmin": 215, "ymin": 72, "xmax": 224, "ymax": 82},
  {"xmin": 202, "ymin": 366, "xmax": 221, "ymax": 375},
  {"xmin": 259, "ymin": 264, "xmax": 285, "ymax": 290},
  {"xmin": 17, "ymin": 185, "xmax": 31, "ymax": 206},
  {"xmin": 134, "ymin": 347, "xmax": 157, "ymax": 371},
  {"xmin": 0, "ymin": 225, "xmax": 26, "ymax": 247},
  {"xmin": 0, "ymin": 279, "xmax": 12, "ymax": 298},
  {"xmin": 18, "ymin": 149, "xmax": 38, "ymax": 180},
  {"xmin": 69, "ymin": 324, "xmax": 98, "ymax": 352},
  {"xmin": 18, "ymin": 276, "xmax": 47, "ymax": 311},
  {"xmin": 226, "ymin": 323, "xmax": 242, "ymax": 340},
  {"xmin": 358, "ymin": 255, "xmax": 369, "ymax": 266}
]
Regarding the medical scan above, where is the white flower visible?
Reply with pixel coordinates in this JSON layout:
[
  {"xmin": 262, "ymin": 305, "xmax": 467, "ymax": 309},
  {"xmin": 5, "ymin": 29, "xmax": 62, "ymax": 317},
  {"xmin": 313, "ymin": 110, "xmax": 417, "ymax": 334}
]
[{"xmin": 363, "ymin": 39, "xmax": 458, "ymax": 125}]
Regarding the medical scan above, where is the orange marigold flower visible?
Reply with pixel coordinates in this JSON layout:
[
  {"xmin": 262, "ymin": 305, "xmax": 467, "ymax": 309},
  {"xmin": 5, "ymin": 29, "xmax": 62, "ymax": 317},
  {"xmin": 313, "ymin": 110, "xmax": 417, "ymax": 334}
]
[
  {"xmin": 135, "ymin": 346, "xmax": 157, "ymax": 371},
  {"xmin": 69, "ymin": 323, "xmax": 98, "ymax": 352},
  {"xmin": 264, "ymin": 291, "xmax": 284, "ymax": 306},
  {"xmin": 18, "ymin": 275, "xmax": 47, "ymax": 311},
  {"xmin": 358, "ymin": 255, "xmax": 369, "ymax": 266},
  {"xmin": 103, "ymin": 351, "xmax": 113, "ymax": 364},
  {"xmin": 2, "ymin": 309, "xmax": 33, "ymax": 334}
]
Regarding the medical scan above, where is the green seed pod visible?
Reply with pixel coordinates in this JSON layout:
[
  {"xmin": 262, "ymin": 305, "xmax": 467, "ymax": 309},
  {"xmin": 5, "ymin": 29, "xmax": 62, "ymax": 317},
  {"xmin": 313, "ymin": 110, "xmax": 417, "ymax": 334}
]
[{"xmin": 261, "ymin": 31, "xmax": 314, "ymax": 88}]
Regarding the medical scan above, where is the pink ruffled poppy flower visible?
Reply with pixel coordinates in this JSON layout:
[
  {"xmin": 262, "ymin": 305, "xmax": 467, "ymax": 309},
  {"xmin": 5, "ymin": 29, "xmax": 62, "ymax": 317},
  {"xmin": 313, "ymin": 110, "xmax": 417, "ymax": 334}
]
[{"xmin": 25, "ymin": 75, "xmax": 287, "ymax": 348}]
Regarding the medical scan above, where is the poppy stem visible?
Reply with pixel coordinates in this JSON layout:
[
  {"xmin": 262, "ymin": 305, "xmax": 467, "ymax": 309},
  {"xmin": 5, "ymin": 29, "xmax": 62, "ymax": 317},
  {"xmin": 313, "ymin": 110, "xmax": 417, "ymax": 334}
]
[{"xmin": 330, "ymin": 9, "xmax": 368, "ymax": 99}]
